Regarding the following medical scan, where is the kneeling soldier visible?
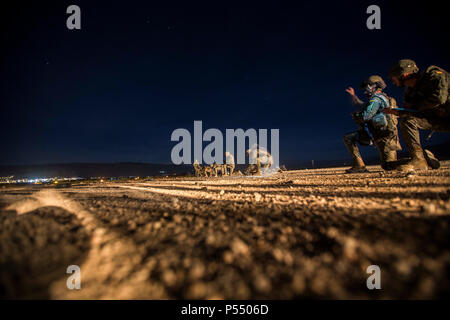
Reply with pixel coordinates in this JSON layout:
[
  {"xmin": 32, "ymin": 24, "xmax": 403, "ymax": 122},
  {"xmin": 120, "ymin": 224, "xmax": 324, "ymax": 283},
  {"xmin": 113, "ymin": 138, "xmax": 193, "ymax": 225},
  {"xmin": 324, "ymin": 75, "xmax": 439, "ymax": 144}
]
[
  {"xmin": 343, "ymin": 75, "xmax": 401, "ymax": 173},
  {"xmin": 386, "ymin": 59, "xmax": 450, "ymax": 171}
]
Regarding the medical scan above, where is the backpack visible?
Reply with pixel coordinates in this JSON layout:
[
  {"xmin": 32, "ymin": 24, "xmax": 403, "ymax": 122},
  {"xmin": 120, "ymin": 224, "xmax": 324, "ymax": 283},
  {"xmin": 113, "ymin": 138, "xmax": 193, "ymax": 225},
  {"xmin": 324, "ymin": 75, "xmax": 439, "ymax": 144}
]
[
  {"xmin": 370, "ymin": 93, "xmax": 392, "ymax": 130},
  {"xmin": 420, "ymin": 65, "xmax": 450, "ymax": 117}
]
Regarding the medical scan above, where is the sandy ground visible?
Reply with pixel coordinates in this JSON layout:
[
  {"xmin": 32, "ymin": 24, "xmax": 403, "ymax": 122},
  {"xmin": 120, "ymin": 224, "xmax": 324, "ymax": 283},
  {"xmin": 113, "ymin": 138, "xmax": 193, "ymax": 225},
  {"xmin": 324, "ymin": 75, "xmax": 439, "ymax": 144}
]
[{"xmin": 1, "ymin": 163, "xmax": 449, "ymax": 299}]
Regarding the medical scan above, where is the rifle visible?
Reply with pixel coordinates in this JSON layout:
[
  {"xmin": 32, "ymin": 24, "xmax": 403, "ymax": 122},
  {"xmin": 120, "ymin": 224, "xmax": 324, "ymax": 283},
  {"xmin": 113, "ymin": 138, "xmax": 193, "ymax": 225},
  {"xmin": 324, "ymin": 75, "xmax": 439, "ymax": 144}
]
[
  {"xmin": 351, "ymin": 112, "xmax": 373, "ymax": 146},
  {"xmin": 383, "ymin": 107, "xmax": 422, "ymax": 117}
]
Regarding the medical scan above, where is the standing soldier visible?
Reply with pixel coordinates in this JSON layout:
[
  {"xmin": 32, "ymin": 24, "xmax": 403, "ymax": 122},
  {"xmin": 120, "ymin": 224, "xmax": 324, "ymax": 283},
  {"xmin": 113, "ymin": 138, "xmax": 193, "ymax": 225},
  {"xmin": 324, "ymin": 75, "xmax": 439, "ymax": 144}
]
[
  {"xmin": 386, "ymin": 59, "xmax": 450, "ymax": 171},
  {"xmin": 193, "ymin": 160, "xmax": 204, "ymax": 177},
  {"xmin": 343, "ymin": 75, "xmax": 401, "ymax": 173},
  {"xmin": 224, "ymin": 152, "xmax": 235, "ymax": 176}
]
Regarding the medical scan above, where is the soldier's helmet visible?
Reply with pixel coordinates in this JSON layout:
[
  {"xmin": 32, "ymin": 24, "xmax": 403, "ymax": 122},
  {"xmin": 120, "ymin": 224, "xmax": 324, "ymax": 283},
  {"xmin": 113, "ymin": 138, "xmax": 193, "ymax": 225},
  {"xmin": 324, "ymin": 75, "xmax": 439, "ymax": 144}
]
[
  {"xmin": 360, "ymin": 75, "xmax": 386, "ymax": 90},
  {"xmin": 388, "ymin": 59, "xmax": 419, "ymax": 78}
]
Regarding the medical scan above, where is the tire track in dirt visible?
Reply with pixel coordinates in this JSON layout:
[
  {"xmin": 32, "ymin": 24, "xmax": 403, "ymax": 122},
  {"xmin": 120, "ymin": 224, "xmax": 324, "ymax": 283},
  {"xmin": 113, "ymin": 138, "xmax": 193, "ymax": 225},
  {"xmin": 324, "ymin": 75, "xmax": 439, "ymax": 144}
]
[
  {"xmin": 2, "ymin": 164, "xmax": 449, "ymax": 299},
  {"xmin": 115, "ymin": 180, "xmax": 449, "ymax": 212},
  {"xmin": 128, "ymin": 181, "xmax": 449, "ymax": 197},
  {"xmin": 6, "ymin": 189, "xmax": 162, "ymax": 299},
  {"xmin": 115, "ymin": 184, "xmax": 233, "ymax": 201}
]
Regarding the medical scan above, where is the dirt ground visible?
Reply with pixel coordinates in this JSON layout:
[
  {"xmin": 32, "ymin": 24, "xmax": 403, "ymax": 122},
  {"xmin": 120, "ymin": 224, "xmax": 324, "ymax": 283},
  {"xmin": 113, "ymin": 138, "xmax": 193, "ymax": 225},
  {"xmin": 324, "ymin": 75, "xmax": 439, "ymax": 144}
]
[{"xmin": 1, "ymin": 162, "xmax": 449, "ymax": 299}]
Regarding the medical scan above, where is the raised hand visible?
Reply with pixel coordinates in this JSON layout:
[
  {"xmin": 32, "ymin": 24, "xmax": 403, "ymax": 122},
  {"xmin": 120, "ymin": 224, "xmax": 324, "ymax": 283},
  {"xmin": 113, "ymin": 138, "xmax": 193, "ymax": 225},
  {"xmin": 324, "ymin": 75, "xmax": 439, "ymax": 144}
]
[{"xmin": 345, "ymin": 87, "xmax": 355, "ymax": 96}]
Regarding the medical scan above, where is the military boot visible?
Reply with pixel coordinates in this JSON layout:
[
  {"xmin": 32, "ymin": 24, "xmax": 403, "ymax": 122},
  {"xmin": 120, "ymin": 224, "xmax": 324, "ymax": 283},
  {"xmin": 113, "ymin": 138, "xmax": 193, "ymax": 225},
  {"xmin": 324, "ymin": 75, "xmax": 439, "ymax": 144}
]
[
  {"xmin": 423, "ymin": 149, "xmax": 440, "ymax": 169},
  {"xmin": 380, "ymin": 150, "xmax": 397, "ymax": 171},
  {"xmin": 255, "ymin": 158, "xmax": 262, "ymax": 175},
  {"xmin": 345, "ymin": 156, "xmax": 369, "ymax": 173},
  {"xmin": 396, "ymin": 147, "xmax": 428, "ymax": 172}
]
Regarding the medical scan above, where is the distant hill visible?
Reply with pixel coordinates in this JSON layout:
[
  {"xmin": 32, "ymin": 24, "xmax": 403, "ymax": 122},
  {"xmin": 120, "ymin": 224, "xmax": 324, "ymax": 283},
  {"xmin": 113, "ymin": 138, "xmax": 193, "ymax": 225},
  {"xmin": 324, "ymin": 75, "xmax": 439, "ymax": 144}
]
[
  {"xmin": 1, "ymin": 141, "xmax": 448, "ymax": 178},
  {"xmin": 0, "ymin": 163, "xmax": 192, "ymax": 179}
]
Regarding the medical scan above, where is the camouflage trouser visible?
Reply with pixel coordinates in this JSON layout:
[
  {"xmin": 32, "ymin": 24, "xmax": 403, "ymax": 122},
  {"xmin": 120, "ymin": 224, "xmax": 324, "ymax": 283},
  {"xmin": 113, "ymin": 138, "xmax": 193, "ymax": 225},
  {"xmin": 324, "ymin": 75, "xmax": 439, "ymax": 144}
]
[
  {"xmin": 224, "ymin": 164, "xmax": 235, "ymax": 175},
  {"xmin": 400, "ymin": 116, "xmax": 450, "ymax": 154},
  {"xmin": 193, "ymin": 165, "xmax": 204, "ymax": 177},
  {"xmin": 343, "ymin": 129, "xmax": 398, "ymax": 165},
  {"xmin": 374, "ymin": 135, "xmax": 398, "ymax": 164},
  {"xmin": 343, "ymin": 130, "xmax": 370, "ymax": 163}
]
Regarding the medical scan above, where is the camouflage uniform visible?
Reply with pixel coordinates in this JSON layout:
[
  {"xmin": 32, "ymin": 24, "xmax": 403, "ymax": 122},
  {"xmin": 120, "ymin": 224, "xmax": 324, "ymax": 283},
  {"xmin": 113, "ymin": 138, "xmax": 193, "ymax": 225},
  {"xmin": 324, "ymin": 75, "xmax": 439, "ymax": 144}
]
[
  {"xmin": 389, "ymin": 61, "xmax": 450, "ymax": 171},
  {"xmin": 211, "ymin": 163, "xmax": 226, "ymax": 177},
  {"xmin": 400, "ymin": 66, "xmax": 450, "ymax": 150},
  {"xmin": 193, "ymin": 160, "xmax": 204, "ymax": 177},
  {"xmin": 246, "ymin": 145, "xmax": 273, "ymax": 175},
  {"xmin": 204, "ymin": 165, "xmax": 215, "ymax": 177},
  {"xmin": 343, "ymin": 76, "xmax": 400, "ymax": 172}
]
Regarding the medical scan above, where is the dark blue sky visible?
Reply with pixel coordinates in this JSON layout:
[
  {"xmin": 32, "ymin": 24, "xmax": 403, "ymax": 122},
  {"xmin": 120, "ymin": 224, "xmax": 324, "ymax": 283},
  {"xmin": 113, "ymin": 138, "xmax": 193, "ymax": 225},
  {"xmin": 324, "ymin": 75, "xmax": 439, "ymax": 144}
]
[{"xmin": 1, "ymin": 1, "xmax": 449, "ymax": 165}]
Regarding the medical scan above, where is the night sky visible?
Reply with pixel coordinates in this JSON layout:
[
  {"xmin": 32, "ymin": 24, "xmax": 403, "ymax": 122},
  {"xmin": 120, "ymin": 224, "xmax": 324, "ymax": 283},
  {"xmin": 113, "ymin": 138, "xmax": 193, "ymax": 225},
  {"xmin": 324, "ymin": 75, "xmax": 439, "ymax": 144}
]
[{"xmin": 1, "ymin": 1, "xmax": 449, "ymax": 166}]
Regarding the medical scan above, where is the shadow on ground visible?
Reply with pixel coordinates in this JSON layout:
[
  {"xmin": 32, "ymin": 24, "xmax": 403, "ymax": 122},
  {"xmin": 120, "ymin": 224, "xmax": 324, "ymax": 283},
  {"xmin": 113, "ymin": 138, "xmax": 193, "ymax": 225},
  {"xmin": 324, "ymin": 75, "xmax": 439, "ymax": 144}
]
[{"xmin": 0, "ymin": 206, "xmax": 90, "ymax": 299}]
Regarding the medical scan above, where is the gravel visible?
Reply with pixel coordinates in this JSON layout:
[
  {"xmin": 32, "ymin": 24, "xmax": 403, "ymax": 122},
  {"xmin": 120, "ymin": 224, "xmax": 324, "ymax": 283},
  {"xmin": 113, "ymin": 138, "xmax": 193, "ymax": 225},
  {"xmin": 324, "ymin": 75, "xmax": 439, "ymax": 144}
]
[{"xmin": 0, "ymin": 162, "xmax": 449, "ymax": 299}]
